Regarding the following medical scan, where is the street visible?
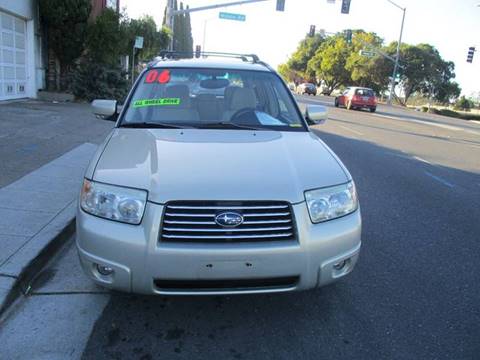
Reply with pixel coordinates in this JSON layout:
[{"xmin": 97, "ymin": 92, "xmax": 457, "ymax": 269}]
[{"xmin": 1, "ymin": 96, "xmax": 479, "ymax": 359}]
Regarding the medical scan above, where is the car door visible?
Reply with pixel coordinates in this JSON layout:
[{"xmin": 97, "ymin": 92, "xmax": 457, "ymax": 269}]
[{"xmin": 338, "ymin": 89, "xmax": 349, "ymax": 106}]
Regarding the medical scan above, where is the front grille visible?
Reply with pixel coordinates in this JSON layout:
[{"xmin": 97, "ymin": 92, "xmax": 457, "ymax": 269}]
[
  {"xmin": 160, "ymin": 201, "xmax": 296, "ymax": 243},
  {"xmin": 154, "ymin": 276, "xmax": 299, "ymax": 291}
]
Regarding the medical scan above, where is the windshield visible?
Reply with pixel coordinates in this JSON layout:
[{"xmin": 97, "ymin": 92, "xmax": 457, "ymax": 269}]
[
  {"xmin": 355, "ymin": 89, "xmax": 375, "ymax": 97},
  {"xmin": 121, "ymin": 68, "xmax": 305, "ymax": 131}
]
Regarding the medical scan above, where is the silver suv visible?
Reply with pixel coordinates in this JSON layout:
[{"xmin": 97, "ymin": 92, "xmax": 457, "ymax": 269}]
[{"xmin": 77, "ymin": 53, "xmax": 361, "ymax": 295}]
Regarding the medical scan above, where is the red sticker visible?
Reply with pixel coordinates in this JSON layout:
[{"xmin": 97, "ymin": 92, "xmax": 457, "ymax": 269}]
[
  {"xmin": 158, "ymin": 70, "xmax": 171, "ymax": 84},
  {"xmin": 144, "ymin": 69, "xmax": 171, "ymax": 84},
  {"xmin": 145, "ymin": 70, "xmax": 159, "ymax": 83}
]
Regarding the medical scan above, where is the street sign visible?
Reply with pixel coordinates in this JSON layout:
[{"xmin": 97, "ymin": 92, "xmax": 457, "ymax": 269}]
[
  {"xmin": 134, "ymin": 36, "xmax": 144, "ymax": 49},
  {"xmin": 360, "ymin": 50, "xmax": 375, "ymax": 57},
  {"xmin": 219, "ymin": 12, "xmax": 246, "ymax": 21},
  {"xmin": 341, "ymin": 0, "xmax": 351, "ymax": 14},
  {"xmin": 276, "ymin": 0, "xmax": 285, "ymax": 11}
]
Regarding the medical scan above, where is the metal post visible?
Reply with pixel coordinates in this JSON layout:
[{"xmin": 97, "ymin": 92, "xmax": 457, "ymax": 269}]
[
  {"xmin": 388, "ymin": 5, "xmax": 406, "ymax": 105},
  {"xmin": 202, "ymin": 19, "xmax": 208, "ymax": 53},
  {"xmin": 167, "ymin": 0, "xmax": 174, "ymax": 51},
  {"xmin": 131, "ymin": 46, "xmax": 135, "ymax": 85}
]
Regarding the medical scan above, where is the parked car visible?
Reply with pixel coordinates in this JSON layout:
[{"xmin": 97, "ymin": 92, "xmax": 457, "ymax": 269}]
[
  {"xmin": 335, "ymin": 87, "xmax": 377, "ymax": 112},
  {"xmin": 78, "ymin": 54, "xmax": 361, "ymax": 295},
  {"xmin": 297, "ymin": 83, "xmax": 317, "ymax": 96},
  {"xmin": 287, "ymin": 82, "xmax": 296, "ymax": 91}
]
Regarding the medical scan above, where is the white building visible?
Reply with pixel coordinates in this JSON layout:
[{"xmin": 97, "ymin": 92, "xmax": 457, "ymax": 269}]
[{"xmin": 0, "ymin": 0, "xmax": 45, "ymax": 101}]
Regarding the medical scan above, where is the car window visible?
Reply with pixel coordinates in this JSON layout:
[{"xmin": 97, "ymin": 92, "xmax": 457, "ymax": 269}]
[
  {"xmin": 122, "ymin": 68, "xmax": 305, "ymax": 131},
  {"xmin": 355, "ymin": 89, "xmax": 375, "ymax": 96}
]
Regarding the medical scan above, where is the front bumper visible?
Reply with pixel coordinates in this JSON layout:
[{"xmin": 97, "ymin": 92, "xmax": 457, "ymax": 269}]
[{"xmin": 76, "ymin": 202, "xmax": 361, "ymax": 295}]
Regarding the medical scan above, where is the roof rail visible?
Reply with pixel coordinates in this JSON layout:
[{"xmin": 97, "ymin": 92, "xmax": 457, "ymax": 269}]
[{"xmin": 154, "ymin": 51, "xmax": 262, "ymax": 65}]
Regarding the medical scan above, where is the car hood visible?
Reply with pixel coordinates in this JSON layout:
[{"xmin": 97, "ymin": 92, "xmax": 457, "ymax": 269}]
[{"xmin": 92, "ymin": 128, "xmax": 349, "ymax": 204}]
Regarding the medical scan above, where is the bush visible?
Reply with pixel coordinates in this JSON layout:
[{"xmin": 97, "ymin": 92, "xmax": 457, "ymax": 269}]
[
  {"xmin": 427, "ymin": 107, "xmax": 480, "ymax": 121},
  {"xmin": 454, "ymin": 96, "xmax": 473, "ymax": 111},
  {"xmin": 421, "ymin": 106, "xmax": 428, "ymax": 112},
  {"xmin": 71, "ymin": 60, "xmax": 129, "ymax": 102}
]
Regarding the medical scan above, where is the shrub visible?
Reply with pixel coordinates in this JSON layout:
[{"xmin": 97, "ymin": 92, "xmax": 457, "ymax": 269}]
[
  {"xmin": 71, "ymin": 60, "xmax": 129, "ymax": 102},
  {"xmin": 454, "ymin": 96, "xmax": 473, "ymax": 111}
]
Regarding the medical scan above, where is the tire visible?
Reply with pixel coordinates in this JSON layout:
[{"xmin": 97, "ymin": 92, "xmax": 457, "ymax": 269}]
[
  {"xmin": 334, "ymin": 99, "xmax": 339, "ymax": 107},
  {"xmin": 370, "ymin": 107, "xmax": 376, "ymax": 113}
]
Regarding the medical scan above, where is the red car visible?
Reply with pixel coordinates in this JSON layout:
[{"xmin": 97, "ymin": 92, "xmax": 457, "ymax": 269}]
[{"xmin": 335, "ymin": 87, "xmax": 377, "ymax": 112}]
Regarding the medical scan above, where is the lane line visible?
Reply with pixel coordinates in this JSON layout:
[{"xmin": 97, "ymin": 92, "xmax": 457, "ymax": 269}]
[
  {"xmin": 412, "ymin": 156, "xmax": 431, "ymax": 165},
  {"xmin": 337, "ymin": 124, "xmax": 364, "ymax": 136},
  {"xmin": 424, "ymin": 171, "xmax": 455, "ymax": 188}
]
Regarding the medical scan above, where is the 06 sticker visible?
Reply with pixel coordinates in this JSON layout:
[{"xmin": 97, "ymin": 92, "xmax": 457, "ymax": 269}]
[{"xmin": 145, "ymin": 69, "xmax": 171, "ymax": 84}]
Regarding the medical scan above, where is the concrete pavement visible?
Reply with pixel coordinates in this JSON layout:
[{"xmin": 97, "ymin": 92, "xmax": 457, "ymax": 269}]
[{"xmin": 0, "ymin": 143, "xmax": 97, "ymax": 315}]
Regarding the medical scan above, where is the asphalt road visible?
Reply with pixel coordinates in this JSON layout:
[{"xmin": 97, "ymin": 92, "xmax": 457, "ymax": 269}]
[
  {"xmin": 1, "ymin": 97, "xmax": 479, "ymax": 359},
  {"xmin": 0, "ymin": 100, "xmax": 113, "ymax": 188}
]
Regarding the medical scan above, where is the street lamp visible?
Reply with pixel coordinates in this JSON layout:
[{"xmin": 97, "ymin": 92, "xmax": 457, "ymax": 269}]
[{"xmin": 386, "ymin": 0, "xmax": 406, "ymax": 106}]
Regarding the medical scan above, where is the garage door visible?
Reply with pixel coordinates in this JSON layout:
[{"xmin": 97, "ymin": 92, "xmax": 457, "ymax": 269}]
[{"xmin": 0, "ymin": 11, "xmax": 27, "ymax": 101}]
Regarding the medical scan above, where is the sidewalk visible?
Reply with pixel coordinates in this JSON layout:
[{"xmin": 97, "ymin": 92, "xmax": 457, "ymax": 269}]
[{"xmin": 0, "ymin": 143, "xmax": 97, "ymax": 315}]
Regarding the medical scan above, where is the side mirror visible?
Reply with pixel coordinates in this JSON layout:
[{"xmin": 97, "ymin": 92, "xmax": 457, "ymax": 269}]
[
  {"xmin": 305, "ymin": 105, "xmax": 328, "ymax": 125},
  {"xmin": 92, "ymin": 99, "xmax": 118, "ymax": 121}
]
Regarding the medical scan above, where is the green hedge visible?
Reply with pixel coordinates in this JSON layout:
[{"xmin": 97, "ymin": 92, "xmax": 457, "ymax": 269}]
[
  {"xmin": 71, "ymin": 60, "xmax": 129, "ymax": 102},
  {"xmin": 428, "ymin": 108, "xmax": 480, "ymax": 121}
]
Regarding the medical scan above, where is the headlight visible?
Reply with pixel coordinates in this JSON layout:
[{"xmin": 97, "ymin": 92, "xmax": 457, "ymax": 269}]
[
  {"xmin": 80, "ymin": 179, "xmax": 147, "ymax": 225},
  {"xmin": 305, "ymin": 181, "xmax": 358, "ymax": 223}
]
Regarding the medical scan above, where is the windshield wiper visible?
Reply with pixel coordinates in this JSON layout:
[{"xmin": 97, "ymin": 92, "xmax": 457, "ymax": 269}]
[
  {"xmin": 119, "ymin": 122, "xmax": 192, "ymax": 129},
  {"xmin": 198, "ymin": 122, "xmax": 264, "ymax": 131}
]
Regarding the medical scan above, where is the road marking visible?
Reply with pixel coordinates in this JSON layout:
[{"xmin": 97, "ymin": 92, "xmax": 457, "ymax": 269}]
[
  {"xmin": 413, "ymin": 156, "xmax": 431, "ymax": 164},
  {"xmin": 337, "ymin": 124, "xmax": 364, "ymax": 136},
  {"xmin": 424, "ymin": 171, "xmax": 455, "ymax": 188}
]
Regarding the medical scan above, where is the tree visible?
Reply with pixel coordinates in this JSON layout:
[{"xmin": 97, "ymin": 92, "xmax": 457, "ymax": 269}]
[
  {"xmin": 388, "ymin": 43, "xmax": 458, "ymax": 105},
  {"xmin": 307, "ymin": 35, "xmax": 351, "ymax": 94},
  {"xmin": 280, "ymin": 33, "xmax": 324, "ymax": 83},
  {"xmin": 434, "ymin": 81, "xmax": 461, "ymax": 104},
  {"xmin": 277, "ymin": 63, "xmax": 297, "ymax": 82},
  {"xmin": 39, "ymin": 0, "xmax": 91, "ymax": 90},
  {"xmin": 455, "ymin": 96, "xmax": 473, "ymax": 111},
  {"xmin": 345, "ymin": 31, "xmax": 390, "ymax": 93},
  {"xmin": 122, "ymin": 15, "xmax": 170, "ymax": 62},
  {"xmin": 169, "ymin": 1, "xmax": 193, "ymax": 55},
  {"xmin": 86, "ymin": 8, "xmax": 124, "ymax": 66}
]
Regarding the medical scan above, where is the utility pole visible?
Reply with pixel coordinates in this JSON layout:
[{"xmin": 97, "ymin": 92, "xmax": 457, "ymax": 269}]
[{"xmin": 387, "ymin": 0, "xmax": 406, "ymax": 105}]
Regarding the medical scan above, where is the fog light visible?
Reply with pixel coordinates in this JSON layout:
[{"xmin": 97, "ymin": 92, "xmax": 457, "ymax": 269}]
[
  {"xmin": 333, "ymin": 260, "xmax": 347, "ymax": 271},
  {"xmin": 96, "ymin": 264, "xmax": 114, "ymax": 276}
]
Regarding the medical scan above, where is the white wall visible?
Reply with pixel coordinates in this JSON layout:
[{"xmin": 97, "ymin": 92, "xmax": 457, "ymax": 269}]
[
  {"xmin": 0, "ymin": 0, "xmax": 35, "ymax": 20},
  {"xmin": 0, "ymin": 0, "xmax": 42, "ymax": 99}
]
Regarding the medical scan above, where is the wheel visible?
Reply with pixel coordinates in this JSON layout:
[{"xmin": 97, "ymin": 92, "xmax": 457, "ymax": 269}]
[
  {"xmin": 346, "ymin": 101, "xmax": 352, "ymax": 110},
  {"xmin": 370, "ymin": 107, "xmax": 376, "ymax": 113},
  {"xmin": 334, "ymin": 99, "xmax": 339, "ymax": 107}
]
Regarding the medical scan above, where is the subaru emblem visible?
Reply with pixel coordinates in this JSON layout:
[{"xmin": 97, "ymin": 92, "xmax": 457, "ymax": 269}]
[{"xmin": 215, "ymin": 212, "xmax": 244, "ymax": 228}]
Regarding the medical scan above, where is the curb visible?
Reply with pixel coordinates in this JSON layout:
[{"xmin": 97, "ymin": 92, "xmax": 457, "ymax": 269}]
[{"xmin": 0, "ymin": 205, "xmax": 77, "ymax": 318}]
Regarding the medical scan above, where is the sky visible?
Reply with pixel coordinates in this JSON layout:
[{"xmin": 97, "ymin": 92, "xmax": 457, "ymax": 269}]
[{"xmin": 121, "ymin": 0, "xmax": 480, "ymax": 96}]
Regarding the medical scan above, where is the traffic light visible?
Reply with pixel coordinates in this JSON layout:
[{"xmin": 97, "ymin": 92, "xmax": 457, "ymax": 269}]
[
  {"xmin": 341, "ymin": 0, "xmax": 351, "ymax": 14},
  {"xmin": 309, "ymin": 25, "xmax": 316, "ymax": 37},
  {"xmin": 195, "ymin": 45, "xmax": 201, "ymax": 58},
  {"xmin": 276, "ymin": 0, "xmax": 285, "ymax": 11},
  {"xmin": 467, "ymin": 46, "xmax": 475, "ymax": 63},
  {"xmin": 345, "ymin": 29, "xmax": 352, "ymax": 43}
]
